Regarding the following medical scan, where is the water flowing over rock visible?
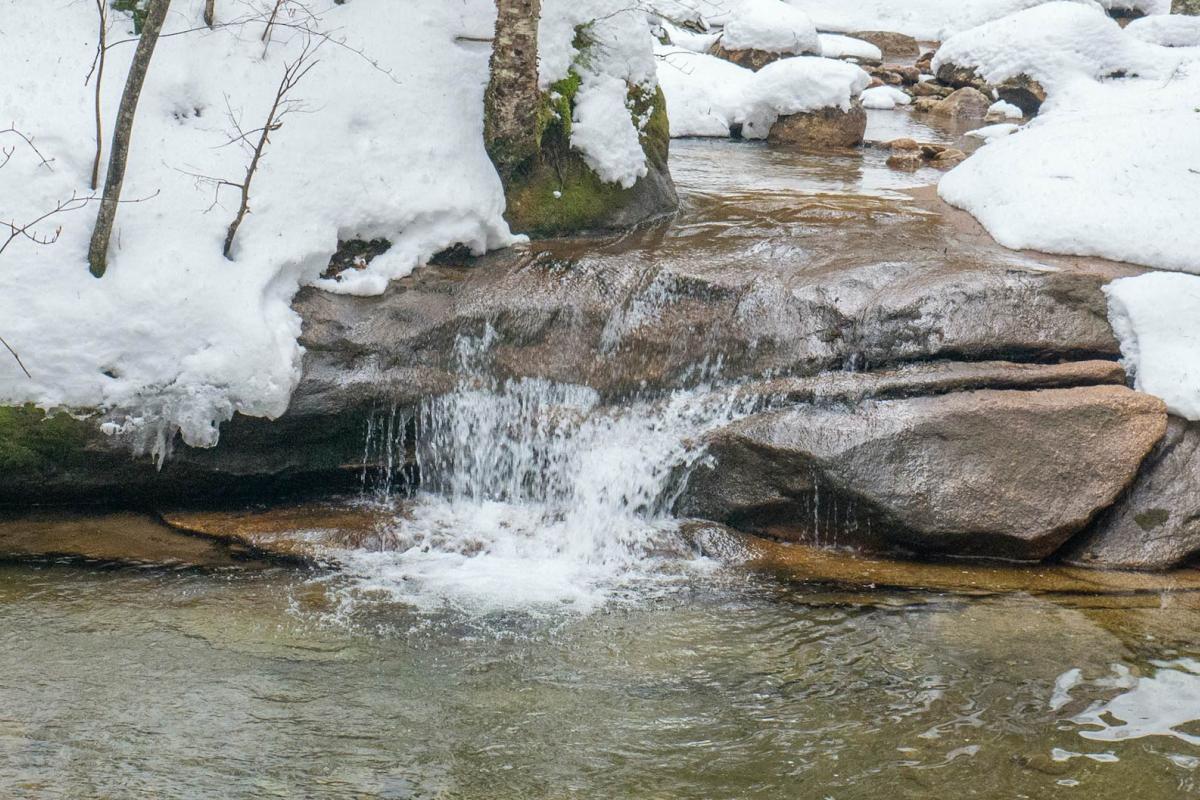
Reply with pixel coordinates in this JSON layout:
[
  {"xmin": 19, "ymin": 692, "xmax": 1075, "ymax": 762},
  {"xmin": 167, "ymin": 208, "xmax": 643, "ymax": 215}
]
[{"xmin": 678, "ymin": 385, "xmax": 1167, "ymax": 560}]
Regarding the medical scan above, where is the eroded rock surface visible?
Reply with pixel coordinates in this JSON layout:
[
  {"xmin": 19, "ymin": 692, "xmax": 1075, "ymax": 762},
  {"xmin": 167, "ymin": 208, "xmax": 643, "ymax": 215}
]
[
  {"xmin": 678, "ymin": 386, "xmax": 1167, "ymax": 560},
  {"xmin": 768, "ymin": 103, "xmax": 868, "ymax": 148},
  {"xmin": 1063, "ymin": 418, "xmax": 1200, "ymax": 570}
]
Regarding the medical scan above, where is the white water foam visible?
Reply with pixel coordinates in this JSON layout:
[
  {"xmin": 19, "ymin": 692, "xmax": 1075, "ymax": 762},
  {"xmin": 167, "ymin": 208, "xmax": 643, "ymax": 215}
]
[{"xmin": 329, "ymin": 327, "xmax": 756, "ymax": 615}]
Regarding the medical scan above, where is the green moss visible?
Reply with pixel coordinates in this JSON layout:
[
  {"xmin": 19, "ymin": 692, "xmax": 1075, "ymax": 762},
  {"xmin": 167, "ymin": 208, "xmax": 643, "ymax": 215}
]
[
  {"xmin": 0, "ymin": 405, "xmax": 92, "ymax": 474},
  {"xmin": 1134, "ymin": 508, "xmax": 1171, "ymax": 532},
  {"xmin": 504, "ymin": 76, "xmax": 672, "ymax": 237}
]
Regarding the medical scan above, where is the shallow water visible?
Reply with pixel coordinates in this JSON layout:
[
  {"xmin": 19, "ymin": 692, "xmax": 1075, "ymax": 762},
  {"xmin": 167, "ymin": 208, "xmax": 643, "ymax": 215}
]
[
  {"xmin": 3, "ymin": 562, "xmax": 1200, "ymax": 798},
  {"xmin": 7, "ymin": 111, "xmax": 1194, "ymax": 798}
]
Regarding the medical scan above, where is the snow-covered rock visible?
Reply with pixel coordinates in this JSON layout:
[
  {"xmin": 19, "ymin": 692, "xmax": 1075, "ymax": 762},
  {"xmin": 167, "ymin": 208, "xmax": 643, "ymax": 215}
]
[
  {"xmin": 748, "ymin": 57, "xmax": 871, "ymax": 117},
  {"xmin": 861, "ymin": 86, "xmax": 913, "ymax": 109},
  {"xmin": 818, "ymin": 33, "xmax": 882, "ymax": 63},
  {"xmin": 720, "ymin": 0, "xmax": 819, "ymax": 55},
  {"xmin": 784, "ymin": 0, "xmax": 1108, "ymax": 40},
  {"xmin": 655, "ymin": 45, "xmax": 756, "ymax": 136},
  {"xmin": 932, "ymin": 2, "xmax": 1178, "ymax": 93},
  {"xmin": 1106, "ymin": 272, "xmax": 1200, "ymax": 420},
  {"xmin": 1125, "ymin": 14, "xmax": 1200, "ymax": 47},
  {"xmin": 965, "ymin": 122, "xmax": 1021, "ymax": 140},
  {"xmin": 987, "ymin": 100, "xmax": 1025, "ymax": 119}
]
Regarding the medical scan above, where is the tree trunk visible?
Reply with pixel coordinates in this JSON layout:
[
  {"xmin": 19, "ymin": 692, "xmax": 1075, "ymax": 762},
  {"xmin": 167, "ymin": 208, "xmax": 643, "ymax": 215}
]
[
  {"xmin": 87, "ymin": 0, "xmax": 171, "ymax": 278},
  {"xmin": 203, "ymin": 0, "xmax": 215, "ymax": 26},
  {"xmin": 484, "ymin": 0, "xmax": 543, "ymax": 182}
]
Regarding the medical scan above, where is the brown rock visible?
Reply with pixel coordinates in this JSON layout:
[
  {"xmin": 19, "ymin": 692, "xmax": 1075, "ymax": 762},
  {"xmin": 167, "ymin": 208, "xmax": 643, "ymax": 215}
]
[
  {"xmin": 886, "ymin": 151, "xmax": 925, "ymax": 170},
  {"xmin": 911, "ymin": 80, "xmax": 952, "ymax": 98},
  {"xmin": 919, "ymin": 142, "xmax": 947, "ymax": 157},
  {"xmin": 710, "ymin": 43, "xmax": 781, "ymax": 71},
  {"xmin": 935, "ymin": 61, "xmax": 989, "ymax": 91},
  {"xmin": 996, "ymin": 74, "xmax": 1047, "ymax": 115},
  {"xmin": 915, "ymin": 50, "xmax": 935, "ymax": 73},
  {"xmin": 1063, "ymin": 417, "xmax": 1200, "ymax": 570},
  {"xmin": 768, "ymin": 102, "xmax": 867, "ymax": 148},
  {"xmin": 932, "ymin": 148, "xmax": 967, "ymax": 168},
  {"xmin": 678, "ymin": 385, "xmax": 1168, "ymax": 560},
  {"xmin": 888, "ymin": 137, "xmax": 920, "ymax": 151},
  {"xmin": 931, "ymin": 87, "xmax": 992, "ymax": 118},
  {"xmin": 911, "ymin": 96, "xmax": 941, "ymax": 114},
  {"xmin": 849, "ymin": 30, "xmax": 920, "ymax": 60},
  {"xmin": 886, "ymin": 64, "xmax": 921, "ymax": 84}
]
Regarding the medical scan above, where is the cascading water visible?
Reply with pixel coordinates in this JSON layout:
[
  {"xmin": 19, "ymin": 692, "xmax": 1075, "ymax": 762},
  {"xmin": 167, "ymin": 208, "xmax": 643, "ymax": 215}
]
[{"xmin": 336, "ymin": 325, "xmax": 755, "ymax": 613}]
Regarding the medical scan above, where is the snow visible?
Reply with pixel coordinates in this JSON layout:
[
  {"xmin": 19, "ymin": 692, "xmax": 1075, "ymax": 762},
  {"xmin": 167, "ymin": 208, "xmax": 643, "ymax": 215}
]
[
  {"xmin": 0, "ymin": 0, "xmax": 517, "ymax": 454},
  {"xmin": 571, "ymin": 74, "xmax": 650, "ymax": 187},
  {"xmin": 783, "ymin": 0, "xmax": 1107, "ymax": 40},
  {"xmin": 818, "ymin": 33, "xmax": 883, "ymax": 63},
  {"xmin": 932, "ymin": 2, "xmax": 1179, "ymax": 94},
  {"xmin": 720, "ymin": 0, "xmax": 819, "ymax": 55},
  {"xmin": 655, "ymin": 48, "xmax": 867, "ymax": 138},
  {"xmin": 1126, "ymin": 15, "xmax": 1200, "ymax": 48},
  {"xmin": 987, "ymin": 99, "xmax": 1025, "ymax": 119},
  {"xmin": 1095, "ymin": 0, "xmax": 1171, "ymax": 14},
  {"xmin": 1106, "ymin": 273, "xmax": 1200, "ymax": 421},
  {"xmin": 965, "ymin": 122, "xmax": 1020, "ymax": 139},
  {"xmin": 655, "ymin": 45, "xmax": 756, "ymax": 136},
  {"xmin": 660, "ymin": 20, "xmax": 720, "ymax": 53},
  {"xmin": 861, "ymin": 86, "xmax": 912, "ymax": 109},
  {"xmin": 748, "ymin": 56, "xmax": 871, "ymax": 116},
  {"xmin": 541, "ymin": 0, "xmax": 659, "ymax": 193}
]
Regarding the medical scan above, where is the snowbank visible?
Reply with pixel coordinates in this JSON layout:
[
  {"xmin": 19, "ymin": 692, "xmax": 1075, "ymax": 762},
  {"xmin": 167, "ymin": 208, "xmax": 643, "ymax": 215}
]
[
  {"xmin": 784, "ymin": 0, "xmax": 1106, "ymax": 40},
  {"xmin": 541, "ymin": 0, "xmax": 659, "ymax": 189},
  {"xmin": 0, "ymin": 0, "xmax": 515, "ymax": 454},
  {"xmin": 1106, "ymin": 273, "xmax": 1200, "ymax": 421},
  {"xmin": 818, "ymin": 34, "xmax": 882, "ymax": 63},
  {"xmin": 932, "ymin": 2, "xmax": 1177, "ymax": 92},
  {"xmin": 748, "ymin": 57, "xmax": 871, "ymax": 115},
  {"xmin": 720, "ymin": 0, "xmax": 819, "ymax": 55},
  {"xmin": 939, "ymin": 80, "xmax": 1200, "ymax": 272},
  {"xmin": 861, "ymin": 86, "xmax": 912, "ymax": 109},
  {"xmin": 1096, "ymin": 0, "xmax": 1171, "ymax": 14},
  {"xmin": 1126, "ymin": 14, "xmax": 1200, "ymax": 47}
]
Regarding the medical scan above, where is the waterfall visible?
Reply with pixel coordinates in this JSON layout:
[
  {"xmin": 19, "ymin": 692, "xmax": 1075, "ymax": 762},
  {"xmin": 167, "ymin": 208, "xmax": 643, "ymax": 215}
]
[{"xmin": 338, "ymin": 325, "xmax": 753, "ymax": 612}]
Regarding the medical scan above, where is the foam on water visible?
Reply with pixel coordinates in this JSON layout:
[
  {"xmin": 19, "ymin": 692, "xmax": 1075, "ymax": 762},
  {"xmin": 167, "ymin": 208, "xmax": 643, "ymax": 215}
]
[{"xmin": 331, "ymin": 327, "xmax": 755, "ymax": 615}]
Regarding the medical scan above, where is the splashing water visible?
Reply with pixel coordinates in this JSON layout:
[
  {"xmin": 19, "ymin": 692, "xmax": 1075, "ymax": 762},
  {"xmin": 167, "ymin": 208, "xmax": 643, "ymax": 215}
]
[{"xmin": 332, "ymin": 327, "xmax": 756, "ymax": 614}]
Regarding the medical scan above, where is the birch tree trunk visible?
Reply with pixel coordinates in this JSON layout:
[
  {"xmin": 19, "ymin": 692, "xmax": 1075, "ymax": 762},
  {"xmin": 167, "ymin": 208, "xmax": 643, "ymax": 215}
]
[
  {"xmin": 88, "ymin": 0, "xmax": 171, "ymax": 278},
  {"xmin": 483, "ymin": 0, "xmax": 543, "ymax": 182}
]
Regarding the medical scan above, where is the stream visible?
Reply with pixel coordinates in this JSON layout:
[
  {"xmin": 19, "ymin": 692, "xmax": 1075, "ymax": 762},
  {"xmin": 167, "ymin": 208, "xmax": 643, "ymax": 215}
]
[{"xmin": 2, "ymin": 111, "xmax": 1199, "ymax": 799}]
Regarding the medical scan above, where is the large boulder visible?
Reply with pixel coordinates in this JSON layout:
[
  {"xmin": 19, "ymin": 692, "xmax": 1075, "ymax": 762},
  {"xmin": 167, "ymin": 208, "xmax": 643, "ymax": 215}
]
[
  {"xmin": 767, "ymin": 102, "xmax": 867, "ymax": 148},
  {"xmin": 710, "ymin": 43, "xmax": 782, "ymax": 71},
  {"xmin": 1062, "ymin": 418, "xmax": 1200, "ymax": 570},
  {"xmin": 678, "ymin": 385, "xmax": 1168, "ymax": 560},
  {"xmin": 929, "ymin": 87, "xmax": 991, "ymax": 118}
]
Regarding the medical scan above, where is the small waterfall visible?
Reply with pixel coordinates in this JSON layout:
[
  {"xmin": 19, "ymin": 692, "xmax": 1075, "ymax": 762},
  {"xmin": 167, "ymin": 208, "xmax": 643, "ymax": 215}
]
[{"xmin": 339, "ymin": 325, "xmax": 753, "ymax": 612}]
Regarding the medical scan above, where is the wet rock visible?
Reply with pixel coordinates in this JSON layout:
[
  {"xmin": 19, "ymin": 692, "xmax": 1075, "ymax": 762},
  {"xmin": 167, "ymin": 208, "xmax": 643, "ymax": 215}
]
[
  {"xmin": 767, "ymin": 102, "xmax": 867, "ymax": 148},
  {"xmin": 932, "ymin": 148, "xmax": 968, "ymax": 168},
  {"xmin": 888, "ymin": 137, "xmax": 920, "ymax": 151},
  {"xmin": 995, "ymin": 74, "xmax": 1047, "ymax": 116},
  {"xmin": 911, "ymin": 96, "xmax": 942, "ymax": 114},
  {"xmin": 849, "ymin": 31, "xmax": 920, "ymax": 60},
  {"xmin": 886, "ymin": 151, "xmax": 925, "ymax": 170},
  {"xmin": 678, "ymin": 386, "xmax": 1167, "ymax": 560},
  {"xmin": 1062, "ymin": 418, "xmax": 1200, "ymax": 570},
  {"xmin": 911, "ymin": 80, "xmax": 953, "ymax": 98},
  {"xmin": 930, "ymin": 87, "xmax": 991, "ymax": 118},
  {"xmin": 915, "ymin": 50, "xmax": 935, "ymax": 74}
]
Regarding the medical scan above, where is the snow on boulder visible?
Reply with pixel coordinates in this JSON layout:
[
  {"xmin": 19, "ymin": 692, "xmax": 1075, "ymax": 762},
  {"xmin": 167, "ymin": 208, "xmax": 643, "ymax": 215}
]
[
  {"xmin": 861, "ymin": 86, "xmax": 913, "ymax": 109},
  {"xmin": 655, "ymin": 45, "xmax": 756, "ymax": 137},
  {"xmin": 719, "ymin": 0, "xmax": 820, "ymax": 55},
  {"xmin": 1106, "ymin": 272, "xmax": 1200, "ymax": 421},
  {"xmin": 987, "ymin": 99, "xmax": 1024, "ymax": 119},
  {"xmin": 938, "ymin": 76, "xmax": 1200, "ymax": 274},
  {"xmin": 784, "ymin": 0, "xmax": 1107, "ymax": 40},
  {"xmin": 818, "ymin": 33, "xmax": 882, "ymax": 63},
  {"xmin": 932, "ymin": 2, "xmax": 1178, "ymax": 93},
  {"xmin": 746, "ymin": 57, "xmax": 871, "ymax": 143},
  {"xmin": 1125, "ymin": 14, "xmax": 1200, "ymax": 47}
]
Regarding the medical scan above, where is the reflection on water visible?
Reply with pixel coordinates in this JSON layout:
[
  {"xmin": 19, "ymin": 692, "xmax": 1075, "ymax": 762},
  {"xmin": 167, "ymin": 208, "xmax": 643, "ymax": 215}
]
[
  {"xmin": 2, "ymin": 564, "xmax": 1200, "ymax": 798},
  {"xmin": 1071, "ymin": 659, "xmax": 1200, "ymax": 746}
]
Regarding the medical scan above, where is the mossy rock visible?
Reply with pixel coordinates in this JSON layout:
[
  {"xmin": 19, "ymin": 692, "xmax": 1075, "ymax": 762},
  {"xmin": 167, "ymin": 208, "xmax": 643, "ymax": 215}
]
[
  {"xmin": 503, "ymin": 82, "xmax": 678, "ymax": 237},
  {"xmin": 0, "ymin": 405, "xmax": 94, "ymax": 475}
]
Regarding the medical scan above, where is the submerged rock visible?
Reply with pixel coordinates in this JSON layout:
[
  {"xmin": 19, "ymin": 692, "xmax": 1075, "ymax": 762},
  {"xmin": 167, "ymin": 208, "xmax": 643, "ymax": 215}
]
[
  {"xmin": 1062, "ymin": 418, "xmax": 1200, "ymax": 570},
  {"xmin": 678, "ymin": 386, "xmax": 1167, "ymax": 560},
  {"xmin": 767, "ymin": 103, "xmax": 867, "ymax": 148}
]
